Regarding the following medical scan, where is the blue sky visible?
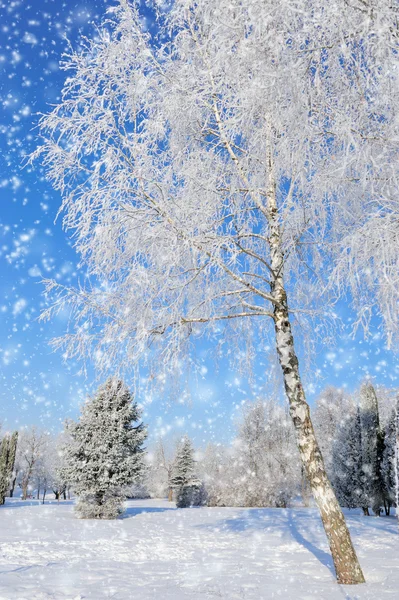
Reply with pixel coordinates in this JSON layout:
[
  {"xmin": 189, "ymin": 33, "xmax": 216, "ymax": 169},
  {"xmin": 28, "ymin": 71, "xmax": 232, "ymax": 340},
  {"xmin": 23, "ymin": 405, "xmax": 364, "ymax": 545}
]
[{"xmin": 0, "ymin": 0, "xmax": 398, "ymax": 446}]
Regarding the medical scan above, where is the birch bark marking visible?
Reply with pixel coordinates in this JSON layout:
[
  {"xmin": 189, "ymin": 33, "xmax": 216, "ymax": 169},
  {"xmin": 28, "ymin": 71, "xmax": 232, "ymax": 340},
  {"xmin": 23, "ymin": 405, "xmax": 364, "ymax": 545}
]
[{"xmin": 265, "ymin": 124, "xmax": 365, "ymax": 585}]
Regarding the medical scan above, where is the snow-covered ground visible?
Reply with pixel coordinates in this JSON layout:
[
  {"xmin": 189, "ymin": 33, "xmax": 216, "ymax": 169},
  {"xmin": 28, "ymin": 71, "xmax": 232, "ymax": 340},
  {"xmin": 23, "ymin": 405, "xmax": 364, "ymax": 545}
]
[{"xmin": 0, "ymin": 499, "xmax": 397, "ymax": 600}]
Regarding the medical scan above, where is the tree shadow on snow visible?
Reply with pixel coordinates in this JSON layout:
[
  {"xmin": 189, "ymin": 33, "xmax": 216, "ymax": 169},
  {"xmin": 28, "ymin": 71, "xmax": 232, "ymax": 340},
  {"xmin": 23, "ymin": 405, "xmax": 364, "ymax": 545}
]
[
  {"xmin": 3, "ymin": 499, "xmax": 75, "ymax": 508},
  {"xmin": 196, "ymin": 508, "xmax": 335, "ymax": 577},
  {"xmin": 344, "ymin": 513, "xmax": 399, "ymax": 537},
  {"xmin": 121, "ymin": 506, "xmax": 176, "ymax": 519},
  {"xmin": 286, "ymin": 511, "xmax": 335, "ymax": 577}
]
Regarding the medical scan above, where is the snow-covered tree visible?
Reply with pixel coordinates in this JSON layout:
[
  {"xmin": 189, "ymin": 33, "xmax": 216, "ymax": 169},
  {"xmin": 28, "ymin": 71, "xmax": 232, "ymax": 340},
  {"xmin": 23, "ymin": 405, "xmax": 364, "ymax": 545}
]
[
  {"xmin": 332, "ymin": 407, "xmax": 367, "ymax": 512},
  {"xmin": 199, "ymin": 443, "xmax": 233, "ymax": 507},
  {"xmin": 146, "ymin": 438, "xmax": 174, "ymax": 500},
  {"xmin": 360, "ymin": 382, "xmax": 385, "ymax": 516},
  {"xmin": 313, "ymin": 387, "xmax": 354, "ymax": 474},
  {"xmin": 61, "ymin": 378, "xmax": 146, "ymax": 518},
  {"xmin": 18, "ymin": 427, "xmax": 47, "ymax": 500},
  {"xmin": 38, "ymin": 433, "xmax": 69, "ymax": 503},
  {"xmin": 232, "ymin": 399, "xmax": 300, "ymax": 508},
  {"xmin": 0, "ymin": 432, "xmax": 18, "ymax": 505},
  {"xmin": 381, "ymin": 405, "xmax": 398, "ymax": 516},
  {"xmin": 170, "ymin": 436, "xmax": 203, "ymax": 508},
  {"xmin": 34, "ymin": 0, "xmax": 399, "ymax": 582}
]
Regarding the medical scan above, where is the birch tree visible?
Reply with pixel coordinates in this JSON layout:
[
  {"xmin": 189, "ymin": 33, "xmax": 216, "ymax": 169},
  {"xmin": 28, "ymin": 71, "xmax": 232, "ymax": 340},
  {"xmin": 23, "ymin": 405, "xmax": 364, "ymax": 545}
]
[
  {"xmin": 34, "ymin": 0, "xmax": 399, "ymax": 583},
  {"xmin": 18, "ymin": 427, "xmax": 47, "ymax": 501},
  {"xmin": 234, "ymin": 399, "xmax": 300, "ymax": 507},
  {"xmin": 147, "ymin": 438, "xmax": 174, "ymax": 500}
]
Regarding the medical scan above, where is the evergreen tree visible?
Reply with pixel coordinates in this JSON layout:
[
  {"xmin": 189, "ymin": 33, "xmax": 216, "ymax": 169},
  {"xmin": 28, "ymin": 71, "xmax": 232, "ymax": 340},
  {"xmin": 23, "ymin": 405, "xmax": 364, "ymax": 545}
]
[
  {"xmin": 0, "ymin": 432, "xmax": 18, "ymax": 505},
  {"xmin": 381, "ymin": 409, "xmax": 397, "ymax": 516},
  {"xmin": 170, "ymin": 436, "xmax": 203, "ymax": 508},
  {"xmin": 332, "ymin": 408, "xmax": 366, "ymax": 511},
  {"xmin": 61, "ymin": 378, "xmax": 147, "ymax": 519},
  {"xmin": 0, "ymin": 437, "xmax": 9, "ymax": 505},
  {"xmin": 396, "ymin": 397, "xmax": 399, "ymax": 516},
  {"xmin": 360, "ymin": 382, "xmax": 385, "ymax": 516},
  {"xmin": 7, "ymin": 432, "xmax": 18, "ymax": 499}
]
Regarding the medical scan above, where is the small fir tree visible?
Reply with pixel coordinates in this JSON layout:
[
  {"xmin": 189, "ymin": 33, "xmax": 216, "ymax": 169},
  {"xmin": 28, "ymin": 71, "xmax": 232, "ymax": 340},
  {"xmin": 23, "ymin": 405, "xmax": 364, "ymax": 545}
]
[
  {"xmin": 170, "ymin": 436, "xmax": 202, "ymax": 508},
  {"xmin": 61, "ymin": 378, "xmax": 147, "ymax": 519},
  {"xmin": 332, "ymin": 408, "xmax": 366, "ymax": 511}
]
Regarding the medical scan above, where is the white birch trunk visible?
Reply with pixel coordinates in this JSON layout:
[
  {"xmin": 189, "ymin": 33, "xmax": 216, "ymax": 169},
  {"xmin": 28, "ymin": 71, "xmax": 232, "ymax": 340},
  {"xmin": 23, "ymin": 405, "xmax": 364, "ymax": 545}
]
[{"xmin": 265, "ymin": 128, "xmax": 365, "ymax": 585}]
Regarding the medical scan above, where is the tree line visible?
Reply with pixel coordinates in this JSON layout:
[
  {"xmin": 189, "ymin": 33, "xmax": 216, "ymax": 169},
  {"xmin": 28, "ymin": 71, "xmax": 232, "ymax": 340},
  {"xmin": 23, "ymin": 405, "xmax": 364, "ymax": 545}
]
[
  {"xmin": 314, "ymin": 382, "xmax": 398, "ymax": 517},
  {"xmin": 1, "ymin": 378, "xmax": 397, "ymax": 521}
]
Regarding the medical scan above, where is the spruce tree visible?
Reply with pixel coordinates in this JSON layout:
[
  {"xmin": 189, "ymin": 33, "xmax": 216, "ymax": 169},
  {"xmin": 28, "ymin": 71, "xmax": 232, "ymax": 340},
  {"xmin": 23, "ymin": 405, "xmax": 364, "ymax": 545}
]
[
  {"xmin": 332, "ymin": 407, "xmax": 366, "ymax": 510},
  {"xmin": 61, "ymin": 378, "xmax": 147, "ymax": 519},
  {"xmin": 170, "ymin": 436, "xmax": 202, "ymax": 508},
  {"xmin": 360, "ymin": 382, "xmax": 385, "ymax": 516}
]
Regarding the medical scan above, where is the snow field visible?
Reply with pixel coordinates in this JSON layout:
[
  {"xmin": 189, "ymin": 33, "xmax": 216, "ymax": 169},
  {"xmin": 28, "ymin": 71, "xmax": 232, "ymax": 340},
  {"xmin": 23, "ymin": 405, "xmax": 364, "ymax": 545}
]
[{"xmin": 0, "ymin": 499, "xmax": 398, "ymax": 599}]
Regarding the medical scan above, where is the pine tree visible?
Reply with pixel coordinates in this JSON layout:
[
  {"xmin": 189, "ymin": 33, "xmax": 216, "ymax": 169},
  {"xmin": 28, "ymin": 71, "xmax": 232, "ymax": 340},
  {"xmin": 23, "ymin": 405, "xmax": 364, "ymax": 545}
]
[
  {"xmin": 332, "ymin": 408, "xmax": 366, "ymax": 511},
  {"xmin": 61, "ymin": 378, "xmax": 147, "ymax": 519},
  {"xmin": 360, "ymin": 382, "xmax": 385, "ymax": 516},
  {"xmin": 170, "ymin": 436, "xmax": 203, "ymax": 508},
  {"xmin": 0, "ymin": 432, "xmax": 18, "ymax": 505}
]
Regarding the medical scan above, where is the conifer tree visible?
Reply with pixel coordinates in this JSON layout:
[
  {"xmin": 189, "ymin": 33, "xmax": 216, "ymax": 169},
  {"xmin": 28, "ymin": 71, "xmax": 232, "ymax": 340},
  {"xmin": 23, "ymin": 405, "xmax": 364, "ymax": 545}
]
[
  {"xmin": 396, "ymin": 397, "xmax": 399, "ymax": 517},
  {"xmin": 0, "ymin": 432, "xmax": 18, "ymax": 505},
  {"xmin": 381, "ymin": 409, "xmax": 397, "ymax": 516},
  {"xmin": 170, "ymin": 436, "xmax": 202, "ymax": 508},
  {"xmin": 61, "ymin": 378, "xmax": 147, "ymax": 519},
  {"xmin": 360, "ymin": 382, "xmax": 385, "ymax": 516},
  {"xmin": 332, "ymin": 408, "xmax": 366, "ymax": 511},
  {"xmin": 0, "ymin": 437, "xmax": 9, "ymax": 505}
]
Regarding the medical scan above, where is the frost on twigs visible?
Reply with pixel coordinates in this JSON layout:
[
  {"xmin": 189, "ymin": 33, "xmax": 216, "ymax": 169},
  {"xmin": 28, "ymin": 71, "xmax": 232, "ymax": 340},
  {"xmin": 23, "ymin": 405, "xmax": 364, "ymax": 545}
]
[
  {"xmin": 33, "ymin": 0, "xmax": 399, "ymax": 377},
  {"xmin": 32, "ymin": 0, "xmax": 397, "ymax": 581}
]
